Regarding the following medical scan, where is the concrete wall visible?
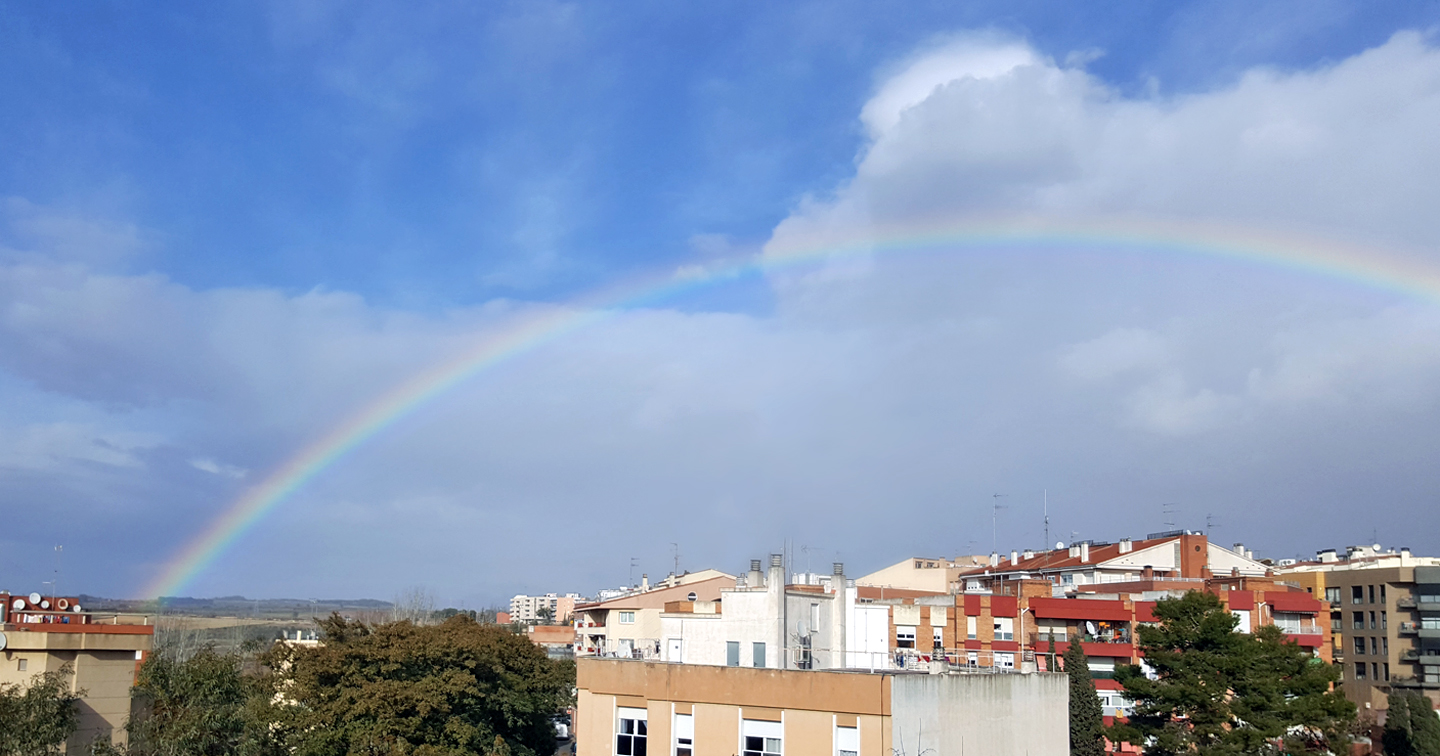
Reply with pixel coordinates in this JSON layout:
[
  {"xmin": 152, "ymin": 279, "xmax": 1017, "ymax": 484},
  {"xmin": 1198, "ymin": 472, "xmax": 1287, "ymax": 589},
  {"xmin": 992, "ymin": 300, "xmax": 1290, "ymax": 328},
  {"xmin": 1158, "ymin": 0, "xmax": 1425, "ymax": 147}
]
[{"xmin": 889, "ymin": 673, "xmax": 1068, "ymax": 756}]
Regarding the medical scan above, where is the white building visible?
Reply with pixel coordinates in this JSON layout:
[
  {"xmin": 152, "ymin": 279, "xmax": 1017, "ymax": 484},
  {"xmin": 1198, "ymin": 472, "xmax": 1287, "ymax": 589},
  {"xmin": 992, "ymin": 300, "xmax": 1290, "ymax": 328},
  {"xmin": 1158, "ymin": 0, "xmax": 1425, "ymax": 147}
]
[{"xmin": 508, "ymin": 592, "xmax": 583, "ymax": 624}]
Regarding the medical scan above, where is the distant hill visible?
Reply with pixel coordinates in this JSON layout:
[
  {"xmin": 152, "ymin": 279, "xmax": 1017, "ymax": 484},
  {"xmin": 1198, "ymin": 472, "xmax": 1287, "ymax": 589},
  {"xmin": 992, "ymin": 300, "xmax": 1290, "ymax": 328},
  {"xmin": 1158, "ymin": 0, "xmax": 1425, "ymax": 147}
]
[{"xmin": 78, "ymin": 594, "xmax": 393, "ymax": 619}]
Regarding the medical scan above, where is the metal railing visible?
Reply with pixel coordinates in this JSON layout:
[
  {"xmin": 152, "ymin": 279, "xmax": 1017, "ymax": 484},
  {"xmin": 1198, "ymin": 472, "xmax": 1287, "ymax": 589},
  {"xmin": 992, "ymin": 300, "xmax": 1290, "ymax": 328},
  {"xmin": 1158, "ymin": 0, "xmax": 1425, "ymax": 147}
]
[
  {"xmin": 1401, "ymin": 622, "xmax": 1420, "ymax": 634},
  {"xmin": 1276, "ymin": 625, "xmax": 1325, "ymax": 635},
  {"xmin": 1398, "ymin": 596, "xmax": 1418, "ymax": 609}
]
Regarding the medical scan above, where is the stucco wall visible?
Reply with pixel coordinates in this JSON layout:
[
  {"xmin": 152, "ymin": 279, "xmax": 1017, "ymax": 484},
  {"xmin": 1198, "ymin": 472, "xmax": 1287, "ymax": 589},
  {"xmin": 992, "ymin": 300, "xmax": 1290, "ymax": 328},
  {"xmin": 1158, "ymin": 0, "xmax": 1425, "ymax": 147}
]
[{"xmin": 889, "ymin": 673, "xmax": 1068, "ymax": 756}]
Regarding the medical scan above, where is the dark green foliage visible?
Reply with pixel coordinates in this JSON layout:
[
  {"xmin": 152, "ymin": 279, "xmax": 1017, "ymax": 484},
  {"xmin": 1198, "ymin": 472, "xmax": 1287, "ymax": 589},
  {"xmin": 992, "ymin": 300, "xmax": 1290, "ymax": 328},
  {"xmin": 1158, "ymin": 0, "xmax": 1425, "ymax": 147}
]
[
  {"xmin": 266, "ymin": 612, "xmax": 574, "ymax": 756},
  {"xmin": 1111, "ymin": 590, "xmax": 1354, "ymax": 755},
  {"xmin": 1063, "ymin": 642, "xmax": 1106, "ymax": 756},
  {"xmin": 1384, "ymin": 691, "xmax": 1440, "ymax": 756},
  {"xmin": 0, "ymin": 665, "xmax": 81, "ymax": 755},
  {"xmin": 125, "ymin": 646, "xmax": 281, "ymax": 756}
]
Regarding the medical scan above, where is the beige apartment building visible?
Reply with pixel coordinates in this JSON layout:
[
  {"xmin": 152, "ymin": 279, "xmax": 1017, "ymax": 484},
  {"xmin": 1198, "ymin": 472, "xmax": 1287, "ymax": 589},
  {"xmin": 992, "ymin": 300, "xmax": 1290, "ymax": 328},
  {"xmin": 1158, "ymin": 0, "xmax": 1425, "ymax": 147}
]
[
  {"xmin": 574, "ymin": 570, "xmax": 734, "ymax": 659},
  {"xmin": 1, "ymin": 593, "xmax": 154, "ymax": 752},
  {"xmin": 509, "ymin": 593, "xmax": 583, "ymax": 624},
  {"xmin": 576, "ymin": 657, "xmax": 1066, "ymax": 756},
  {"xmin": 1282, "ymin": 548, "xmax": 1440, "ymax": 711}
]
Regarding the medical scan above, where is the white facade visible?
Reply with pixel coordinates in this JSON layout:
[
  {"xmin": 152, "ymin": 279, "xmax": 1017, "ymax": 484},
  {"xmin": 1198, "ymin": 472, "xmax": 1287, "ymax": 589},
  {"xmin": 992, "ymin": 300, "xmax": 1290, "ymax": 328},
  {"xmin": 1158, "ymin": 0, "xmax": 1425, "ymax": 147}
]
[{"xmin": 508, "ymin": 592, "xmax": 581, "ymax": 624}]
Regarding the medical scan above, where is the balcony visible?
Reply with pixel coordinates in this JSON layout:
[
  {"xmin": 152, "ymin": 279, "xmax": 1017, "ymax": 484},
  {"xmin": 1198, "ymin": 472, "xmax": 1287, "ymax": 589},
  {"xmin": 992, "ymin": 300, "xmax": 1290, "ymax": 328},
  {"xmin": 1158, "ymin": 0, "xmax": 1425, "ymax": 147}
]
[
  {"xmin": 1392, "ymin": 676, "xmax": 1440, "ymax": 689},
  {"xmin": 1398, "ymin": 596, "xmax": 1418, "ymax": 609},
  {"xmin": 1401, "ymin": 622, "xmax": 1420, "ymax": 635}
]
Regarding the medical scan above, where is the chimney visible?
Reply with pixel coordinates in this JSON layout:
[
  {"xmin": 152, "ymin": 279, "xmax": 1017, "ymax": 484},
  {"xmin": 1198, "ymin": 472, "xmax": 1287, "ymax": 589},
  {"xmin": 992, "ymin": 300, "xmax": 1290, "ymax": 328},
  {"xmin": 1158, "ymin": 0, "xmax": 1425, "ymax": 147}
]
[
  {"xmin": 1023, "ymin": 550, "xmax": 1035, "ymax": 560},
  {"xmin": 831, "ymin": 562, "xmax": 845, "ymax": 594},
  {"xmin": 989, "ymin": 552, "xmax": 1000, "ymax": 567},
  {"xmin": 1079, "ymin": 542, "xmax": 1090, "ymax": 563},
  {"xmin": 768, "ymin": 553, "xmax": 784, "ymax": 588},
  {"xmin": 1068, "ymin": 544, "xmax": 1080, "ymax": 558},
  {"xmin": 1118, "ymin": 539, "xmax": 1133, "ymax": 554},
  {"xmin": 1142, "ymin": 565, "xmax": 1154, "ymax": 579},
  {"xmin": 1011, "ymin": 550, "xmax": 1019, "ymax": 565},
  {"xmin": 641, "ymin": 574, "xmax": 649, "ymax": 591},
  {"xmin": 1231, "ymin": 567, "xmax": 1240, "ymax": 578},
  {"xmin": 748, "ymin": 559, "xmax": 764, "ymax": 589}
]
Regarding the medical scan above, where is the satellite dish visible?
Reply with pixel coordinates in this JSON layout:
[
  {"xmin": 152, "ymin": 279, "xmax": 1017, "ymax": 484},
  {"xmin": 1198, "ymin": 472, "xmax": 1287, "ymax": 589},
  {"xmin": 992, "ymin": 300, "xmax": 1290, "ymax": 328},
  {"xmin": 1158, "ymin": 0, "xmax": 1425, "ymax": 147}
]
[
  {"xmin": 0, "ymin": 632, "xmax": 7, "ymax": 651},
  {"xmin": 71, "ymin": 605, "xmax": 82, "ymax": 613},
  {"xmin": 11, "ymin": 599, "xmax": 23, "ymax": 611},
  {"xmin": 1056, "ymin": 542, "xmax": 1065, "ymax": 550},
  {"xmin": 796, "ymin": 620, "xmax": 809, "ymax": 637},
  {"xmin": 28, "ymin": 592, "xmax": 41, "ymax": 604},
  {"xmin": 1086, "ymin": 621, "xmax": 1098, "ymax": 635},
  {"xmin": 39, "ymin": 600, "xmax": 50, "ymax": 609}
]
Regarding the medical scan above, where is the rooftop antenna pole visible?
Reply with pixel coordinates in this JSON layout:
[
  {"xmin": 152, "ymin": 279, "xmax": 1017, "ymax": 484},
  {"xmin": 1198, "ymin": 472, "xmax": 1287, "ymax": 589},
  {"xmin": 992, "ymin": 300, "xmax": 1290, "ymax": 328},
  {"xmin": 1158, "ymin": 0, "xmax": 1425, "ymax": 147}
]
[
  {"xmin": 1043, "ymin": 490, "xmax": 1050, "ymax": 554},
  {"xmin": 53, "ymin": 544, "xmax": 63, "ymax": 603},
  {"xmin": 991, "ymin": 494, "xmax": 1009, "ymax": 555},
  {"xmin": 671, "ymin": 543, "xmax": 680, "ymax": 579},
  {"xmin": 1162, "ymin": 502, "xmax": 1178, "ymax": 531},
  {"xmin": 629, "ymin": 557, "xmax": 638, "ymax": 588}
]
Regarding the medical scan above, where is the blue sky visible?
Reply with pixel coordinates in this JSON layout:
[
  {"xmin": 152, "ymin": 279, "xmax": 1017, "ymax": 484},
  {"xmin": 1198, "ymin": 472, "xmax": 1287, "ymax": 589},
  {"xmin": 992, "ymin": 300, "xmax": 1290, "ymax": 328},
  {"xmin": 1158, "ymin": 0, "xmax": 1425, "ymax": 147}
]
[{"xmin": 4, "ymin": 1, "xmax": 1440, "ymax": 604}]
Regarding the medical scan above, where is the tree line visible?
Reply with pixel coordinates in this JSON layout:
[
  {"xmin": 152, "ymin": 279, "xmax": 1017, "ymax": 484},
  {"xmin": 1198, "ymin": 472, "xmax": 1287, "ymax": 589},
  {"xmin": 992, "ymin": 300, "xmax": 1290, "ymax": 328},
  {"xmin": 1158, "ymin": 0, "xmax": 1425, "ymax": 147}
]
[{"xmin": 1, "ymin": 613, "xmax": 573, "ymax": 756}]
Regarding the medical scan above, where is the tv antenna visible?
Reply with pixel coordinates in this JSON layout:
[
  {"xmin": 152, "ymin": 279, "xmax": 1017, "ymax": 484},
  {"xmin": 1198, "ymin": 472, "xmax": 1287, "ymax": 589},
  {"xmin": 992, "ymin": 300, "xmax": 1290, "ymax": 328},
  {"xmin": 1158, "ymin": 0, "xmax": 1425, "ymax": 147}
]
[
  {"xmin": 1043, "ymin": 490, "xmax": 1050, "ymax": 554},
  {"xmin": 629, "ymin": 557, "xmax": 639, "ymax": 588},
  {"xmin": 1205, "ymin": 513, "xmax": 1219, "ymax": 535},
  {"xmin": 671, "ymin": 543, "xmax": 680, "ymax": 579},
  {"xmin": 991, "ymin": 494, "xmax": 1009, "ymax": 554},
  {"xmin": 1162, "ymin": 502, "xmax": 1178, "ymax": 530}
]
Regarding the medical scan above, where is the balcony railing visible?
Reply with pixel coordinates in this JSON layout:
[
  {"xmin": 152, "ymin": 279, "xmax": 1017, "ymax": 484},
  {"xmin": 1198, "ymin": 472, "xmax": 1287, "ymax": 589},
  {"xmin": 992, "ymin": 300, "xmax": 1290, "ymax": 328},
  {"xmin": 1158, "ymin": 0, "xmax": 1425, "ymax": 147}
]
[
  {"xmin": 1277, "ymin": 625, "xmax": 1325, "ymax": 635},
  {"xmin": 1401, "ymin": 622, "xmax": 1420, "ymax": 635},
  {"xmin": 1399, "ymin": 596, "xmax": 1418, "ymax": 609}
]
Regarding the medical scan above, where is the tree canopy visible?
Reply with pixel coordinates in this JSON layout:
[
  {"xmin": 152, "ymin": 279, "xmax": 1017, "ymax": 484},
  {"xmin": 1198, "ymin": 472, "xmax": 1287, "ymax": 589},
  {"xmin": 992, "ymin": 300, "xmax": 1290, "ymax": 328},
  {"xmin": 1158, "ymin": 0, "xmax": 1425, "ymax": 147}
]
[
  {"xmin": 265, "ymin": 613, "xmax": 574, "ymax": 756},
  {"xmin": 1063, "ymin": 641, "xmax": 1107, "ymax": 756},
  {"xmin": 123, "ymin": 645, "xmax": 280, "ymax": 756},
  {"xmin": 0, "ymin": 665, "xmax": 80, "ymax": 756},
  {"xmin": 1383, "ymin": 690, "xmax": 1440, "ymax": 756},
  {"xmin": 1111, "ymin": 590, "xmax": 1354, "ymax": 755}
]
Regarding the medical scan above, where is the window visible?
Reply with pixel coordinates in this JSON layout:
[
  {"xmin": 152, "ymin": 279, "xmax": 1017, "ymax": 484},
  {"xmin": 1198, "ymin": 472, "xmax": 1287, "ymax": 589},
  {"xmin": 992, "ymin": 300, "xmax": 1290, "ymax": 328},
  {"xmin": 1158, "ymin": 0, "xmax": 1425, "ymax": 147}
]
[
  {"xmin": 994, "ymin": 617, "xmax": 1014, "ymax": 641},
  {"xmin": 1038, "ymin": 619, "xmax": 1067, "ymax": 642},
  {"xmin": 995, "ymin": 652, "xmax": 1015, "ymax": 669},
  {"xmin": 1353, "ymin": 586, "xmax": 1364, "ymax": 605},
  {"xmin": 616, "ymin": 707, "xmax": 647, "ymax": 756},
  {"xmin": 1371, "ymin": 611, "xmax": 1378, "ymax": 629},
  {"xmin": 1353, "ymin": 611, "xmax": 1365, "ymax": 630},
  {"xmin": 753, "ymin": 642, "xmax": 766, "ymax": 668},
  {"xmin": 1384, "ymin": 663, "xmax": 1391, "ymax": 681},
  {"xmin": 1355, "ymin": 636, "xmax": 1366, "ymax": 656},
  {"xmin": 727, "ymin": 641, "xmax": 740, "ymax": 667},
  {"xmin": 742, "ymin": 719, "xmax": 783, "ymax": 756},
  {"xmin": 1370, "ymin": 585, "xmax": 1377, "ymax": 604},
  {"xmin": 966, "ymin": 616, "xmax": 977, "ymax": 640},
  {"xmin": 1382, "ymin": 585, "xmax": 1388, "ymax": 603},
  {"xmin": 896, "ymin": 627, "xmax": 916, "ymax": 649},
  {"xmin": 1325, "ymin": 587, "xmax": 1341, "ymax": 603},
  {"xmin": 1424, "ymin": 618, "xmax": 1440, "ymax": 631},
  {"xmin": 1382, "ymin": 611, "xmax": 1388, "ymax": 630},
  {"xmin": 1332, "ymin": 616, "xmax": 1342, "ymax": 632},
  {"xmin": 1370, "ymin": 637, "xmax": 1379, "ymax": 655},
  {"xmin": 16, "ymin": 659, "xmax": 26, "ymax": 672},
  {"xmin": 966, "ymin": 650, "xmax": 979, "ymax": 667},
  {"xmin": 619, "ymin": 611, "xmax": 636, "ymax": 624},
  {"xmin": 836, "ymin": 724, "xmax": 859, "ymax": 756},
  {"xmin": 1373, "ymin": 662, "xmax": 1380, "ymax": 680},
  {"xmin": 933, "ymin": 626, "xmax": 944, "ymax": 650},
  {"xmin": 1383, "ymin": 637, "xmax": 1389, "ymax": 654},
  {"xmin": 674, "ymin": 713, "xmax": 694, "ymax": 756},
  {"xmin": 1355, "ymin": 662, "xmax": 1367, "ymax": 680}
]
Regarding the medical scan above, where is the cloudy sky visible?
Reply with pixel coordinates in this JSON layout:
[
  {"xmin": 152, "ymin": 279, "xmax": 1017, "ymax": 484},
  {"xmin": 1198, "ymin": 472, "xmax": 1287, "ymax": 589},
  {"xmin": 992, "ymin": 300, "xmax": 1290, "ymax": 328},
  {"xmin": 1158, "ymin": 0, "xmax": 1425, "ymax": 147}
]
[{"xmin": 4, "ymin": 1, "xmax": 1440, "ymax": 606}]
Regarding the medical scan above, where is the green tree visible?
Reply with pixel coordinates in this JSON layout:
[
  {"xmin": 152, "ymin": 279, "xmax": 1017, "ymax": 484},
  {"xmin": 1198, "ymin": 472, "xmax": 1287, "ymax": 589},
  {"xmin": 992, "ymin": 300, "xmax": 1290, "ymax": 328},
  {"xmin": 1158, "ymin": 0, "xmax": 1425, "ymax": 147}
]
[
  {"xmin": 1111, "ymin": 590, "xmax": 1354, "ymax": 755},
  {"xmin": 1063, "ymin": 642, "xmax": 1106, "ymax": 756},
  {"xmin": 266, "ymin": 612, "xmax": 573, "ymax": 756},
  {"xmin": 0, "ymin": 665, "xmax": 82, "ymax": 755},
  {"xmin": 124, "ymin": 645, "xmax": 281, "ymax": 756},
  {"xmin": 1384, "ymin": 691, "xmax": 1440, "ymax": 756}
]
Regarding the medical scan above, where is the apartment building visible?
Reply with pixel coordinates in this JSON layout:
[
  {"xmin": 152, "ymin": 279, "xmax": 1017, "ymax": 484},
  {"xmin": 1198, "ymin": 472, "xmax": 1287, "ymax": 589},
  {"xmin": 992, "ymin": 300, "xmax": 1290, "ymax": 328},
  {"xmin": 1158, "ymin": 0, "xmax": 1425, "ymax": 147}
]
[
  {"xmin": 575, "ymin": 657, "xmax": 1067, "ymax": 756},
  {"xmin": 0, "ymin": 592, "xmax": 155, "ymax": 751},
  {"xmin": 574, "ymin": 570, "xmax": 734, "ymax": 658},
  {"xmin": 1281, "ymin": 546, "xmax": 1440, "ymax": 710},
  {"xmin": 855, "ymin": 555, "xmax": 988, "ymax": 593},
  {"xmin": 509, "ymin": 592, "xmax": 583, "ymax": 624},
  {"xmin": 961, "ymin": 531, "xmax": 1268, "ymax": 590}
]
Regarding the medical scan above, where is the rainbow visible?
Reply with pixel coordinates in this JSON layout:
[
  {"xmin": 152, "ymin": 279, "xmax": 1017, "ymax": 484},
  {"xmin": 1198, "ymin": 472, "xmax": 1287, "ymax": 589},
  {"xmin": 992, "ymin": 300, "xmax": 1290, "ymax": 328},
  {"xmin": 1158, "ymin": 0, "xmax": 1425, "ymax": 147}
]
[{"xmin": 142, "ymin": 216, "xmax": 1440, "ymax": 598}]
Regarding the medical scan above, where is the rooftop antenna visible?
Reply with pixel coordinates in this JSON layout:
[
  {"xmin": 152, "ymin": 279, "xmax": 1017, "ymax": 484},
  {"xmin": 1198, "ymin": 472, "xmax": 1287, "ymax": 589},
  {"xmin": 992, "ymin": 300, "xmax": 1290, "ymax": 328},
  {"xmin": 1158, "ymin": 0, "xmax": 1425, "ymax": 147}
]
[
  {"xmin": 53, "ymin": 544, "xmax": 63, "ymax": 603},
  {"xmin": 991, "ymin": 494, "xmax": 1009, "ymax": 554},
  {"xmin": 671, "ymin": 543, "xmax": 680, "ymax": 579},
  {"xmin": 629, "ymin": 557, "xmax": 639, "ymax": 588},
  {"xmin": 1205, "ymin": 513, "xmax": 1219, "ymax": 536},
  {"xmin": 1043, "ymin": 490, "xmax": 1050, "ymax": 554},
  {"xmin": 1162, "ymin": 502, "xmax": 1178, "ymax": 530}
]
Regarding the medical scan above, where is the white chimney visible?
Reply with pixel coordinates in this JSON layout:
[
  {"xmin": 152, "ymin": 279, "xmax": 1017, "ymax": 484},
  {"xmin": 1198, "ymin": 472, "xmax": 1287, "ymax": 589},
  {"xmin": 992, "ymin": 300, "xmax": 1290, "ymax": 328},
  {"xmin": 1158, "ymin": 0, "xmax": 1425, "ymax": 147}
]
[
  {"xmin": 1079, "ymin": 542, "xmax": 1090, "ymax": 563},
  {"xmin": 1118, "ymin": 539, "xmax": 1133, "ymax": 554},
  {"xmin": 641, "ymin": 574, "xmax": 649, "ymax": 591},
  {"xmin": 989, "ymin": 552, "xmax": 1000, "ymax": 567},
  {"xmin": 1011, "ymin": 550, "xmax": 1019, "ymax": 565}
]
